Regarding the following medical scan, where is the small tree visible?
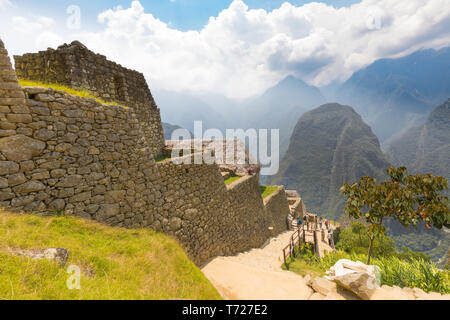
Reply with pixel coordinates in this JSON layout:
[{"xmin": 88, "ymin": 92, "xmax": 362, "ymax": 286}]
[{"xmin": 340, "ymin": 166, "xmax": 450, "ymax": 264}]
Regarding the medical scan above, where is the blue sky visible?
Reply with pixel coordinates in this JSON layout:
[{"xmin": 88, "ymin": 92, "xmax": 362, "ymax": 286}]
[
  {"xmin": 1, "ymin": 0, "xmax": 448, "ymax": 98},
  {"xmin": 12, "ymin": 0, "xmax": 360, "ymax": 31}
]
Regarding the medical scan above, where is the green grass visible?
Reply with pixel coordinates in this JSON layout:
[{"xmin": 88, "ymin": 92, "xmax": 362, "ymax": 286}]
[
  {"xmin": 154, "ymin": 155, "xmax": 171, "ymax": 163},
  {"xmin": 260, "ymin": 185, "xmax": 278, "ymax": 199},
  {"xmin": 225, "ymin": 176, "xmax": 241, "ymax": 185},
  {"xmin": 0, "ymin": 210, "xmax": 221, "ymax": 300},
  {"xmin": 19, "ymin": 80, "xmax": 127, "ymax": 109},
  {"xmin": 284, "ymin": 245, "xmax": 450, "ymax": 294}
]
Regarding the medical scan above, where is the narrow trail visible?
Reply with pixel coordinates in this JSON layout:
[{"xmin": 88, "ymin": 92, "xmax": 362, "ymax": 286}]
[{"xmin": 201, "ymin": 231, "xmax": 314, "ymax": 300}]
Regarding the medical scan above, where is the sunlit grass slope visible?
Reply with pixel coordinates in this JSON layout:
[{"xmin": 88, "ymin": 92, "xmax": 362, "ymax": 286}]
[
  {"xmin": 18, "ymin": 80, "xmax": 127, "ymax": 108},
  {"xmin": 0, "ymin": 210, "xmax": 221, "ymax": 300}
]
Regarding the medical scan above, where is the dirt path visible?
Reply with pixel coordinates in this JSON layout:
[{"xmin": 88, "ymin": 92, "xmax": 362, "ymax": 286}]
[{"xmin": 201, "ymin": 231, "xmax": 314, "ymax": 300}]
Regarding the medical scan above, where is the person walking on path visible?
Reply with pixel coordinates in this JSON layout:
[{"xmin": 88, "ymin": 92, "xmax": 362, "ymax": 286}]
[
  {"xmin": 297, "ymin": 218, "xmax": 302, "ymax": 230},
  {"xmin": 328, "ymin": 229, "xmax": 334, "ymax": 247}
]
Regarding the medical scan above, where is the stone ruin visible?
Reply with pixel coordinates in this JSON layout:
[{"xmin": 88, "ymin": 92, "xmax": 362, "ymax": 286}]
[
  {"xmin": 0, "ymin": 38, "xmax": 305, "ymax": 265},
  {"xmin": 14, "ymin": 41, "xmax": 165, "ymax": 157}
]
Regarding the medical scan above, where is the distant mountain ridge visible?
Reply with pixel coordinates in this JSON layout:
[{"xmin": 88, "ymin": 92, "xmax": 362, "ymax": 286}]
[
  {"xmin": 385, "ymin": 99, "xmax": 450, "ymax": 264},
  {"xmin": 335, "ymin": 46, "xmax": 450, "ymax": 144},
  {"xmin": 155, "ymin": 75, "xmax": 326, "ymax": 163},
  {"xmin": 162, "ymin": 122, "xmax": 193, "ymax": 140},
  {"xmin": 243, "ymin": 75, "xmax": 326, "ymax": 160},
  {"xmin": 271, "ymin": 103, "xmax": 390, "ymax": 220},
  {"xmin": 387, "ymin": 98, "xmax": 450, "ymax": 191}
]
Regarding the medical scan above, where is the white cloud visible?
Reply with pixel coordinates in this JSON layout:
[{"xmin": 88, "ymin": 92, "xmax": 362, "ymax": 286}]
[
  {"xmin": 12, "ymin": 15, "xmax": 55, "ymax": 33},
  {"xmin": 0, "ymin": 0, "xmax": 12, "ymax": 8},
  {"xmin": 3, "ymin": 0, "xmax": 450, "ymax": 98},
  {"xmin": 35, "ymin": 32, "xmax": 64, "ymax": 51}
]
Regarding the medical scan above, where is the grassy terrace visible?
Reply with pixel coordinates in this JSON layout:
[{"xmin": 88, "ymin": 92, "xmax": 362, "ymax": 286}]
[
  {"xmin": 154, "ymin": 155, "xmax": 171, "ymax": 163},
  {"xmin": 19, "ymin": 80, "xmax": 127, "ymax": 109},
  {"xmin": 0, "ymin": 210, "xmax": 221, "ymax": 300},
  {"xmin": 260, "ymin": 185, "xmax": 278, "ymax": 199},
  {"xmin": 225, "ymin": 176, "xmax": 241, "ymax": 185}
]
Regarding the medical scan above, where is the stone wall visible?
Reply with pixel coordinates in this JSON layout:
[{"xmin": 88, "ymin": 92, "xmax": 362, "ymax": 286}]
[
  {"xmin": 263, "ymin": 186, "xmax": 291, "ymax": 236},
  {"xmin": 286, "ymin": 190, "xmax": 306, "ymax": 219},
  {"xmin": 0, "ymin": 39, "xmax": 291, "ymax": 266},
  {"xmin": 14, "ymin": 41, "xmax": 165, "ymax": 157}
]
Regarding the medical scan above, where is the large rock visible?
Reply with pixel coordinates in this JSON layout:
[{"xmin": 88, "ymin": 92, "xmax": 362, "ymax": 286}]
[
  {"xmin": 56, "ymin": 175, "xmax": 83, "ymax": 188},
  {"xmin": 0, "ymin": 135, "xmax": 45, "ymax": 161},
  {"xmin": 309, "ymin": 277, "xmax": 336, "ymax": 296},
  {"xmin": 96, "ymin": 204, "xmax": 120, "ymax": 220},
  {"xmin": 13, "ymin": 180, "xmax": 46, "ymax": 194},
  {"xmin": 326, "ymin": 259, "xmax": 378, "ymax": 278},
  {"xmin": 325, "ymin": 259, "xmax": 381, "ymax": 300},
  {"xmin": 9, "ymin": 247, "xmax": 69, "ymax": 266},
  {"xmin": 0, "ymin": 161, "xmax": 19, "ymax": 175},
  {"xmin": 330, "ymin": 272, "xmax": 378, "ymax": 300}
]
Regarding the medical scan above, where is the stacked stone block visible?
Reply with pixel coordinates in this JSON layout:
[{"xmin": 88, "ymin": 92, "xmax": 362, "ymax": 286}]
[
  {"xmin": 263, "ymin": 186, "xmax": 292, "ymax": 236},
  {"xmin": 14, "ymin": 41, "xmax": 165, "ymax": 157}
]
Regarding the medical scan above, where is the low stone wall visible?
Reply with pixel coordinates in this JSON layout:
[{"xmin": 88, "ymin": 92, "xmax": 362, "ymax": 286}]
[
  {"xmin": 264, "ymin": 186, "xmax": 291, "ymax": 236},
  {"xmin": 0, "ymin": 39, "xmax": 291, "ymax": 266},
  {"xmin": 286, "ymin": 190, "xmax": 306, "ymax": 219}
]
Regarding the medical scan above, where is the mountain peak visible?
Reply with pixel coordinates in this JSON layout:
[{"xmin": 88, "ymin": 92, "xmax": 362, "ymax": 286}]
[
  {"xmin": 277, "ymin": 75, "xmax": 310, "ymax": 89},
  {"xmin": 271, "ymin": 103, "xmax": 390, "ymax": 220}
]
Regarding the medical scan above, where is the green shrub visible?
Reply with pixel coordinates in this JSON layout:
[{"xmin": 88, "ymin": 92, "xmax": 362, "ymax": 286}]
[
  {"xmin": 286, "ymin": 249, "xmax": 450, "ymax": 294},
  {"xmin": 285, "ymin": 222, "xmax": 450, "ymax": 294},
  {"xmin": 376, "ymin": 256, "xmax": 450, "ymax": 293},
  {"xmin": 336, "ymin": 222, "xmax": 397, "ymax": 258}
]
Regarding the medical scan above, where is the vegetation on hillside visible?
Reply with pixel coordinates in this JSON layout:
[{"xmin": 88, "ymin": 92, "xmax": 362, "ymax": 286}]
[
  {"xmin": 385, "ymin": 99, "xmax": 450, "ymax": 262},
  {"xmin": 19, "ymin": 80, "xmax": 127, "ymax": 109},
  {"xmin": 284, "ymin": 222, "xmax": 450, "ymax": 294},
  {"xmin": 340, "ymin": 166, "xmax": 449, "ymax": 264},
  {"xmin": 0, "ymin": 210, "xmax": 221, "ymax": 300}
]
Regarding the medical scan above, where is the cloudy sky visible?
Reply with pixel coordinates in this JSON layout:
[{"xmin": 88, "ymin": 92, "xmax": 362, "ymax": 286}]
[{"xmin": 1, "ymin": 0, "xmax": 449, "ymax": 99}]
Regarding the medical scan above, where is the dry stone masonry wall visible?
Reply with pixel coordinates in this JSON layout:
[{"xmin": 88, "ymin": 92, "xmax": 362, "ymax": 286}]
[
  {"xmin": 1, "ymin": 39, "xmax": 292, "ymax": 265},
  {"xmin": 14, "ymin": 41, "xmax": 165, "ymax": 157},
  {"xmin": 263, "ymin": 186, "xmax": 292, "ymax": 235}
]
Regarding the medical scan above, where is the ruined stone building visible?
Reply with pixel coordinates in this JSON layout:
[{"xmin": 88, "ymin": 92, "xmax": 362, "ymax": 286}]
[{"xmin": 0, "ymin": 39, "xmax": 305, "ymax": 265}]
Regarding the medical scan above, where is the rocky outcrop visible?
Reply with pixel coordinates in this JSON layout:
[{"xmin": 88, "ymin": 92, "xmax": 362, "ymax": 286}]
[{"xmin": 9, "ymin": 247, "xmax": 69, "ymax": 266}]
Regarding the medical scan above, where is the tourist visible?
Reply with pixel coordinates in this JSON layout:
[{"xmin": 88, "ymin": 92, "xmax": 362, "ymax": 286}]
[{"xmin": 297, "ymin": 218, "xmax": 302, "ymax": 229}]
